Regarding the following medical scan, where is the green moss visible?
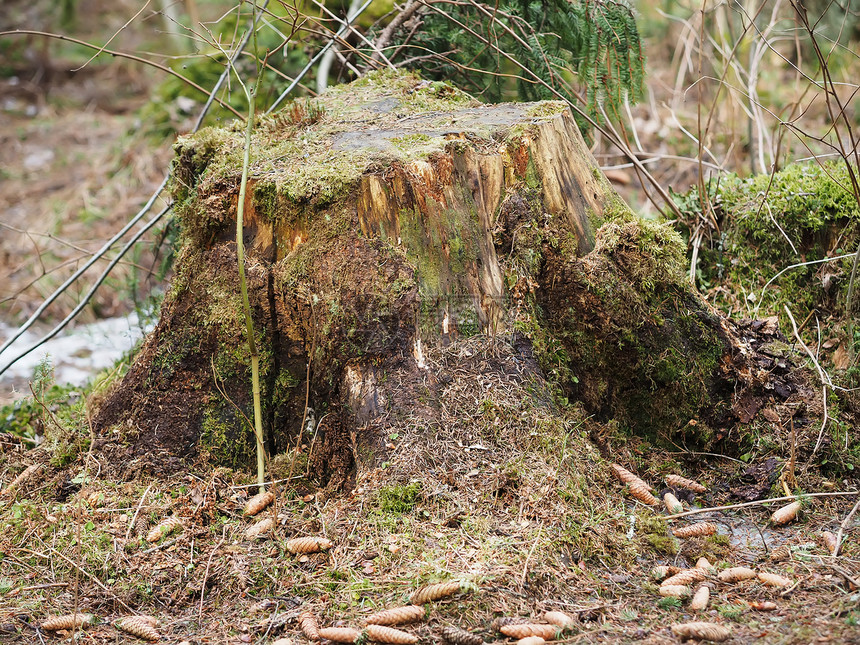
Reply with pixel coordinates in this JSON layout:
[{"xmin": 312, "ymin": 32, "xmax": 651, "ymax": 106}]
[
  {"xmin": 374, "ymin": 483, "xmax": 422, "ymax": 514},
  {"xmin": 526, "ymin": 101, "xmax": 568, "ymax": 118},
  {"xmin": 675, "ymin": 160, "xmax": 860, "ymax": 334},
  {"xmin": 199, "ymin": 407, "xmax": 256, "ymax": 469}
]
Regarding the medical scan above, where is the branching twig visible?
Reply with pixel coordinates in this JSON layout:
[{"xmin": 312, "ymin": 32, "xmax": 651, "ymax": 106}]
[{"xmin": 664, "ymin": 490, "xmax": 859, "ymax": 520}]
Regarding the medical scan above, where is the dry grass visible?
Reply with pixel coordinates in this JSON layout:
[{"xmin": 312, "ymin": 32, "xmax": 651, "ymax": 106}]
[{"xmin": 1, "ymin": 336, "xmax": 858, "ymax": 643}]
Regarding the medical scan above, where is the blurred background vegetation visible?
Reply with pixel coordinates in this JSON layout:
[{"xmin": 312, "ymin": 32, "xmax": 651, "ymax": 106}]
[{"xmin": 1, "ymin": 0, "xmax": 859, "ymax": 384}]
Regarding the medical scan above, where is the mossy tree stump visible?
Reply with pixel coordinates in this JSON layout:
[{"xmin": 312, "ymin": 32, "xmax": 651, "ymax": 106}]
[{"xmin": 94, "ymin": 72, "xmax": 808, "ymax": 483}]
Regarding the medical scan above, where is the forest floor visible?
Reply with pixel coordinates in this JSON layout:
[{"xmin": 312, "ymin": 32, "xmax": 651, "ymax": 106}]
[
  {"xmin": 2, "ymin": 32, "xmax": 860, "ymax": 645},
  {"xmin": 1, "ymin": 333, "xmax": 859, "ymax": 644}
]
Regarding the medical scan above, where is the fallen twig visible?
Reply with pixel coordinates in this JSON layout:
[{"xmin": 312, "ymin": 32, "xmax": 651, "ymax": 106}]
[
  {"xmin": 664, "ymin": 491, "xmax": 860, "ymax": 520},
  {"xmin": 125, "ymin": 483, "xmax": 153, "ymax": 541},
  {"xmin": 833, "ymin": 493, "xmax": 860, "ymax": 557}
]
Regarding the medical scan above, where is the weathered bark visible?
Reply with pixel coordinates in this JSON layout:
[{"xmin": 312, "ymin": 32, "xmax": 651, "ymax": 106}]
[{"xmin": 93, "ymin": 72, "xmax": 813, "ymax": 482}]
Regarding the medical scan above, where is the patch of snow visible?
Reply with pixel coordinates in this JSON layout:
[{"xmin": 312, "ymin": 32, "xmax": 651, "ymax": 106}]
[{"xmin": 0, "ymin": 313, "xmax": 153, "ymax": 401}]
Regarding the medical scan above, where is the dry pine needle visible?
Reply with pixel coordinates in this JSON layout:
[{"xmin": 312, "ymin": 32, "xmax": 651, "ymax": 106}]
[
  {"xmin": 41, "ymin": 613, "xmax": 94, "ymax": 631},
  {"xmin": 299, "ymin": 611, "xmax": 320, "ymax": 640},
  {"xmin": 287, "ymin": 536, "xmax": 333, "ymax": 554},
  {"xmin": 665, "ymin": 474, "xmax": 707, "ymax": 493},
  {"xmin": 117, "ymin": 616, "xmax": 160, "ymax": 641},
  {"xmin": 499, "ymin": 624, "xmax": 558, "ymax": 640},
  {"xmin": 770, "ymin": 501, "xmax": 801, "ymax": 526},
  {"xmin": 244, "ymin": 490, "xmax": 275, "ymax": 516},
  {"xmin": 318, "ymin": 627, "xmax": 362, "ymax": 643},
  {"xmin": 672, "ymin": 522, "xmax": 717, "ymax": 538},
  {"xmin": 365, "ymin": 624, "xmax": 418, "ymax": 644},
  {"xmin": 410, "ymin": 581, "xmax": 463, "ymax": 605},
  {"xmin": 671, "ymin": 621, "xmax": 731, "ymax": 642},
  {"xmin": 366, "ymin": 606, "xmax": 425, "ymax": 625},
  {"xmin": 439, "ymin": 626, "xmax": 483, "ymax": 645}
]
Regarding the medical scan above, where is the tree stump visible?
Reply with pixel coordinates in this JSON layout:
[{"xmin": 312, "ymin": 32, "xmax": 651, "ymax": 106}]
[{"xmin": 93, "ymin": 72, "xmax": 811, "ymax": 483}]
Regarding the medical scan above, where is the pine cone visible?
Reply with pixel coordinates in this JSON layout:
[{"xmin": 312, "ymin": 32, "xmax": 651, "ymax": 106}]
[
  {"xmin": 232, "ymin": 555, "xmax": 251, "ymax": 589},
  {"xmin": 770, "ymin": 501, "xmax": 801, "ymax": 526},
  {"xmin": 651, "ymin": 565, "xmax": 682, "ymax": 580},
  {"xmin": 690, "ymin": 586, "xmax": 710, "ymax": 611},
  {"xmin": 366, "ymin": 605, "xmax": 425, "ymax": 625},
  {"xmin": 670, "ymin": 622, "xmax": 731, "ymax": 642},
  {"xmin": 440, "ymin": 626, "xmax": 482, "ymax": 645},
  {"xmin": 41, "ymin": 613, "xmax": 93, "ymax": 631},
  {"xmin": 821, "ymin": 531, "xmax": 838, "ymax": 555},
  {"xmin": 499, "ymin": 624, "xmax": 558, "ymax": 640},
  {"xmin": 663, "ymin": 492, "xmax": 683, "ymax": 514},
  {"xmin": 318, "ymin": 627, "xmax": 361, "ymax": 643},
  {"xmin": 769, "ymin": 545, "xmax": 791, "ymax": 562},
  {"xmin": 661, "ymin": 568, "xmax": 707, "ymax": 587},
  {"xmin": 658, "ymin": 585, "xmax": 691, "ymax": 598},
  {"xmin": 146, "ymin": 516, "xmax": 182, "ymax": 543},
  {"xmin": 244, "ymin": 517, "xmax": 274, "ymax": 540},
  {"xmin": 244, "ymin": 490, "xmax": 275, "ymax": 516},
  {"xmin": 664, "ymin": 474, "xmax": 707, "ymax": 493},
  {"xmin": 757, "ymin": 572, "xmax": 791, "ymax": 587},
  {"xmin": 695, "ymin": 557, "xmax": 713, "ymax": 570},
  {"xmin": 628, "ymin": 479, "xmax": 660, "ymax": 505},
  {"xmin": 287, "ymin": 536, "xmax": 333, "ymax": 554},
  {"xmin": 299, "ymin": 611, "xmax": 320, "ymax": 640},
  {"xmin": 133, "ymin": 514, "xmax": 150, "ymax": 539},
  {"xmin": 672, "ymin": 522, "xmax": 717, "ymax": 538},
  {"xmin": 490, "ymin": 616, "xmax": 526, "ymax": 632},
  {"xmin": 515, "ymin": 638, "xmax": 546, "ymax": 645},
  {"xmin": 543, "ymin": 611, "xmax": 574, "ymax": 629},
  {"xmin": 717, "ymin": 567, "xmax": 756, "ymax": 582},
  {"xmin": 117, "ymin": 616, "xmax": 160, "ymax": 641},
  {"xmin": 410, "ymin": 581, "xmax": 463, "ymax": 605},
  {"xmin": 365, "ymin": 624, "xmax": 418, "ymax": 644},
  {"xmin": 610, "ymin": 464, "xmax": 648, "ymax": 487}
]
